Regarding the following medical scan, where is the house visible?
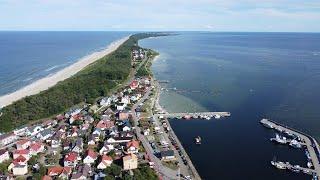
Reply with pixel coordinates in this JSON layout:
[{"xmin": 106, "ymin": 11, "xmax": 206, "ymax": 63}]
[
  {"xmin": 87, "ymin": 136, "xmax": 95, "ymax": 146},
  {"xmin": 63, "ymin": 140, "xmax": 71, "ymax": 151},
  {"xmin": 160, "ymin": 150, "xmax": 176, "ymax": 161},
  {"xmin": 12, "ymin": 164, "xmax": 28, "ymax": 176},
  {"xmin": 121, "ymin": 96, "xmax": 130, "ymax": 104},
  {"xmin": 100, "ymin": 97, "xmax": 111, "ymax": 107},
  {"xmin": 13, "ymin": 126, "xmax": 28, "ymax": 136},
  {"xmin": 106, "ymin": 137, "xmax": 132, "ymax": 144},
  {"xmin": 26, "ymin": 125, "xmax": 43, "ymax": 136},
  {"xmin": 126, "ymin": 140, "xmax": 139, "ymax": 154},
  {"xmin": 99, "ymin": 143, "xmax": 114, "ymax": 155},
  {"xmin": 16, "ymin": 139, "xmax": 30, "ymax": 150},
  {"xmin": 130, "ymin": 80, "xmax": 139, "ymax": 90},
  {"xmin": 81, "ymin": 123, "xmax": 90, "ymax": 131},
  {"xmin": 65, "ymin": 108, "xmax": 82, "ymax": 119},
  {"xmin": 97, "ymin": 155, "xmax": 113, "ymax": 169},
  {"xmin": 122, "ymin": 125, "xmax": 131, "ymax": 132},
  {"xmin": 92, "ymin": 128, "xmax": 101, "ymax": 136},
  {"xmin": 72, "ymin": 138, "xmax": 83, "ymax": 153},
  {"xmin": 116, "ymin": 103, "xmax": 126, "ymax": 111},
  {"xmin": 123, "ymin": 154, "xmax": 138, "ymax": 170},
  {"xmin": 143, "ymin": 129, "xmax": 150, "ymax": 136},
  {"xmin": 70, "ymin": 164, "xmax": 91, "ymax": 180},
  {"xmin": 64, "ymin": 152, "xmax": 79, "ymax": 167},
  {"xmin": 83, "ymin": 149, "xmax": 98, "ymax": 164},
  {"xmin": 37, "ymin": 129, "xmax": 53, "ymax": 141},
  {"xmin": 118, "ymin": 112, "xmax": 129, "ymax": 121},
  {"xmin": 30, "ymin": 141, "xmax": 45, "ymax": 155},
  {"xmin": 47, "ymin": 166, "xmax": 72, "ymax": 177},
  {"xmin": 84, "ymin": 115, "xmax": 94, "ymax": 124},
  {"xmin": 42, "ymin": 119, "xmax": 57, "ymax": 129},
  {"xmin": 13, "ymin": 149, "xmax": 30, "ymax": 161},
  {"xmin": 69, "ymin": 114, "xmax": 82, "ymax": 124},
  {"xmin": 0, "ymin": 133, "xmax": 18, "ymax": 147},
  {"xmin": 51, "ymin": 135, "xmax": 62, "ymax": 148},
  {"xmin": 0, "ymin": 149, "xmax": 10, "ymax": 163}
]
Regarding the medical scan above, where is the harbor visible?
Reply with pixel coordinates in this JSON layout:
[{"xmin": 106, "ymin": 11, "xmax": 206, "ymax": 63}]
[
  {"xmin": 155, "ymin": 112, "xmax": 231, "ymax": 120},
  {"xmin": 261, "ymin": 119, "xmax": 320, "ymax": 179}
]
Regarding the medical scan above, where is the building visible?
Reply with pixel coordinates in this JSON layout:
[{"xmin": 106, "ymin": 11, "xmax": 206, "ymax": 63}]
[
  {"xmin": 16, "ymin": 139, "xmax": 30, "ymax": 150},
  {"xmin": 37, "ymin": 129, "xmax": 54, "ymax": 141},
  {"xmin": 12, "ymin": 164, "xmax": 28, "ymax": 175},
  {"xmin": 26, "ymin": 125, "xmax": 43, "ymax": 136},
  {"xmin": 13, "ymin": 149, "xmax": 30, "ymax": 161},
  {"xmin": 47, "ymin": 166, "xmax": 72, "ymax": 177},
  {"xmin": 126, "ymin": 140, "xmax": 139, "ymax": 154},
  {"xmin": 83, "ymin": 149, "xmax": 98, "ymax": 164},
  {"xmin": 123, "ymin": 154, "xmax": 138, "ymax": 170},
  {"xmin": 97, "ymin": 155, "xmax": 113, "ymax": 169},
  {"xmin": 160, "ymin": 150, "xmax": 176, "ymax": 161},
  {"xmin": 30, "ymin": 141, "xmax": 45, "ymax": 155},
  {"xmin": 0, "ymin": 149, "xmax": 10, "ymax": 163},
  {"xmin": 0, "ymin": 133, "xmax": 18, "ymax": 147},
  {"xmin": 64, "ymin": 152, "xmax": 79, "ymax": 167}
]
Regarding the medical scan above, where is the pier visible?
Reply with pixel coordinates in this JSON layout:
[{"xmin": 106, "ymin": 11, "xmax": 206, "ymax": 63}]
[
  {"xmin": 261, "ymin": 118, "xmax": 320, "ymax": 178},
  {"xmin": 155, "ymin": 112, "xmax": 231, "ymax": 119}
]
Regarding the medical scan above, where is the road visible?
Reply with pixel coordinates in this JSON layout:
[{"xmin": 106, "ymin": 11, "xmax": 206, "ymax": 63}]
[{"xmin": 131, "ymin": 86, "xmax": 179, "ymax": 180}]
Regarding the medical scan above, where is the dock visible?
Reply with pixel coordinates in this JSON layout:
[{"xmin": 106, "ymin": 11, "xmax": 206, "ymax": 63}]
[
  {"xmin": 261, "ymin": 118, "xmax": 320, "ymax": 178},
  {"xmin": 155, "ymin": 112, "xmax": 231, "ymax": 119}
]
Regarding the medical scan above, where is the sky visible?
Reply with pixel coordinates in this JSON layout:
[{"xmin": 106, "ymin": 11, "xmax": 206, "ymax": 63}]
[{"xmin": 0, "ymin": 0, "xmax": 320, "ymax": 32}]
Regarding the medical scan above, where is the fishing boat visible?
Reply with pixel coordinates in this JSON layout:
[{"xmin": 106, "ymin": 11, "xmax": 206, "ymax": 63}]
[{"xmin": 195, "ymin": 136, "xmax": 202, "ymax": 145}]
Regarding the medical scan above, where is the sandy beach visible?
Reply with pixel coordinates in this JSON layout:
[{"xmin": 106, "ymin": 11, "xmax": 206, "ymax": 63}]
[{"xmin": 0, "ymin": 36, "xmax": 130, "ymax": 108}]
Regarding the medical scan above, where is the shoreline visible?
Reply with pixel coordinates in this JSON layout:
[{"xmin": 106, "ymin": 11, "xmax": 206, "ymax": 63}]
[{"xmin": 0, "ymin": 36, "xmax": 130, "ymax": 108}]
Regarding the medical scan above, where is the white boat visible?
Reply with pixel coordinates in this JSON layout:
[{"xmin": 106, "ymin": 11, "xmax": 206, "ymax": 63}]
[
  {"xmin": 271, "ymin": 161, "xmax": 287, "ymax": 169},
  {"xmin": 289, "ymin": 139, "xmax": 302, "ymax": 148},
  {"xmin": 214, "ymin": 114, "xmax": 221, "ymax": 119},
  {"xmin": 195, "ymin": 136, "xmax": 202, "ymax": 145},
  {"xmin": 270, "ymin": 134, "xmax": 287, "ymax": 144},
  {"xmin": 307, "ymin": 161, "xmax": 313, "ymax": 168}
]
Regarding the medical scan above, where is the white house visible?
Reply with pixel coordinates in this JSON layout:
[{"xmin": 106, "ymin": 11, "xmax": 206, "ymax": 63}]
[
  {"xmin": 99, "ymin": 143, "xmax": 114, "ymax": 155},
  {"xmin": 97, "ymin": 155, "xmax": 113, "ymax": 169},
  {"xmin": 0, "ymin": 149, "xmax": 10, "ymax": 163},
  {"xmin": 12, "ymin": 164, "xmax": 28, "ymax": 175},
  {"xmin": 83, "ymin": 149, "xmax": 97, "ymax": 164},
  {"xmin": 26, "ymin": 126, "xmax": 43, "ymax": 136},
  {"xmin": 0, "ymin": 133, "xmax": 18, "ymax": 147},
  {"xmin": 16, "ymin": 139, "xmax": 30, "ymax": 150},
  {"xmin": 100, "ymin": 97, "xmax": 111, "ymax": 107},
  {"xmin": 13, "ymin": 127, "xmax": 28, "ymax": 136}
]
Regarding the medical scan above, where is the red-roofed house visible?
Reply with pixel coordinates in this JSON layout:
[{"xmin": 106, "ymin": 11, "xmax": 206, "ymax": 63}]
[
  {"xmin": 16, "ymin": 139, "xmax": 31, "ymax": 150},
  {"xmin": 30, "ymin": 141, "xmax": 45, "ymax": 155},
  {"xmin": 126, "ymin": 140, "xmax": 140, "ymax": 154},
  {"xmin": 47, "ymin": 166, "xmax": 72, "ymax": 177},
  {"xmin": 83, "ymin": 149, "xmax": 98, "ymax": 164},
  {"xmin": 64, "ymin": 152, "xmax": 79, "ymax": 167},
  {"xmin": 13, "ymin": 149, "xmax": 30, "ymax": 161},
  {"xmin": 97, "ymin": 155, "xmax": 113, "ymax": 169},
  {"xmin": 130, "ymin": 80, "xmax": 139, "ymax": 90}
]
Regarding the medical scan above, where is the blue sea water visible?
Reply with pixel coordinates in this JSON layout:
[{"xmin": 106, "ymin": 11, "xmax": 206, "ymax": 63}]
[
  {"xmin": 140, "ymin": 32, "xmax": 320, "ymax": 180},
  {"xmin": 0, "ymin": 31, "xmax": 131, "ymax": 96}
]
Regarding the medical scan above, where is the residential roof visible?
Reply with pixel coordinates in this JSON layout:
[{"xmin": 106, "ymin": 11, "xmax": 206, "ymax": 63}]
[
  {"xmin": 0, "ymin": 133, "xmax": 15, "ymax": 140},
  {"xmin": 64, "ymin": 152, "xmax": 78, "ymax": 162},
  {"xmin": 123, "ymin": 154, "xmax": 137, "ymax": 161},
  {"xmin": 13, "ymin": 149, "xmax": 30, "ymax": 155},
  {"xmin": 87, "ymin": 149, "xmax": 98, "ymax": 159},
  {"xmin": 126, "ymin": 140, "xmax": 139, "ymax": 149},
  {"xmin": 102, "ymin": 155, "xmax": 113, "ymax": 162},
  {"xmin": 42, "ymin": 175, "xmax": 53, "ymax": 180},
  {"xmin": 16, "ymin": 139, "xmax": 30, "ymax": 146},
  {"xmin": 30, "ymin": 142, "xmax": 43, "ymax": 151}
]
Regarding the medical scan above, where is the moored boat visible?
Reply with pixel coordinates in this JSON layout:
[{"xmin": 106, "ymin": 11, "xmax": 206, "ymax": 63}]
[{"xmin": 195, "ymin": 136, "xmax": 202, "ymax": 144}]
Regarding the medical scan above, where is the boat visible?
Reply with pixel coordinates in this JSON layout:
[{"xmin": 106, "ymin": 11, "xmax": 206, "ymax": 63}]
[
  {"xmin": 307, "ymin": 161, "xmax": 313, "ymax": 168},
  {"xmin": 214, "ymin": 114, "xmax": 221, "ymax": 119},
  {"xmin": 291, "ymin": 165, "xmax": 301, "ymax": 173},
  {"xmin": 271, "ymin": 161, "xmax": 287, "ymax": 169},
  {"xmin": 270, "ymin": 134, "xmax": 287, "ymax": 144},
  {"xmin": 205, "ymin": 116, "xmax": 211, "ymax": 120},
  {"xmin": 289, "ymin": 139, "xmax": 302, "ymax": 148},
  {"xmin": 195, "ymin": 136, "xmax": 202, "ymax": 145},
  {"xmin": 305, "ymin": 150, "xmax": 311, "ymax": 160},
  {"xmin": 183, "ymin": 115, "xmax": 192, "ymax": 119}
]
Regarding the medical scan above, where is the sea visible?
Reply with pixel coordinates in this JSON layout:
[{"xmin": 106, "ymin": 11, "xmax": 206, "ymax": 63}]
[
  {"xmin": 0, "ymin": 31, "xmax": 131, "ymax": 96},
  {"xmin": 140, "ymin": 32, "xmax": 320, "ymax": 180}
]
